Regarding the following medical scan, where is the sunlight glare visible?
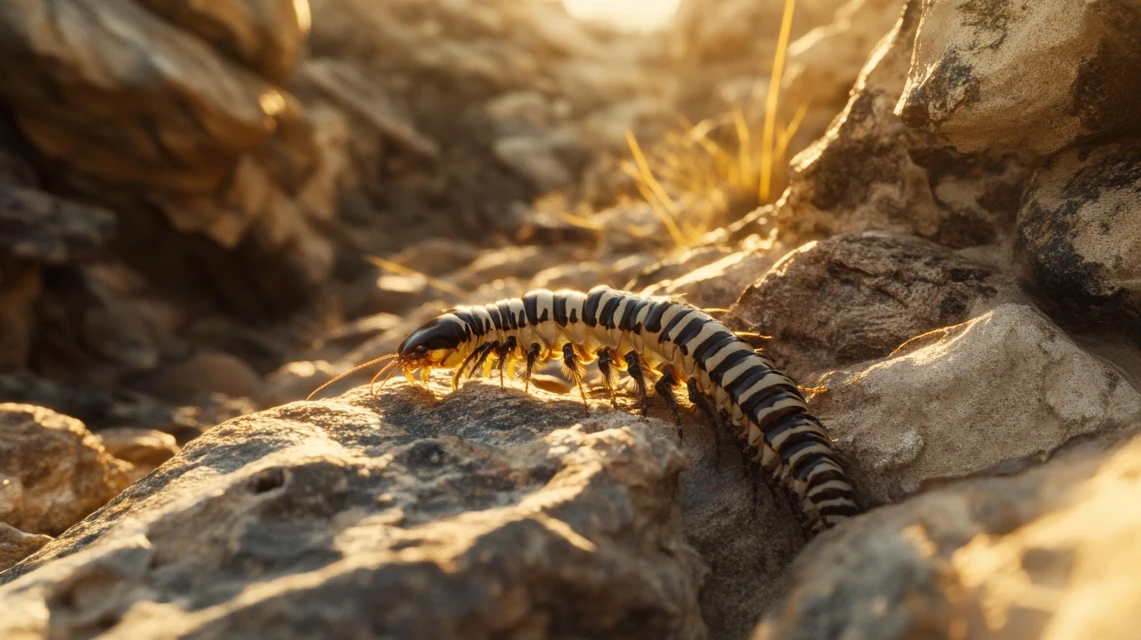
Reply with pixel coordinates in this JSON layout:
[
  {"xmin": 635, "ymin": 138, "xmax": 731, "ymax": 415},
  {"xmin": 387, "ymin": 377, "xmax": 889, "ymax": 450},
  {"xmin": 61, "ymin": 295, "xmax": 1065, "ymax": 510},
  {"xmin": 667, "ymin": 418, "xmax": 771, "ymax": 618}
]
[{"xmin": 561, "ymin": 0, "xmax": 682, "ymax": 31}]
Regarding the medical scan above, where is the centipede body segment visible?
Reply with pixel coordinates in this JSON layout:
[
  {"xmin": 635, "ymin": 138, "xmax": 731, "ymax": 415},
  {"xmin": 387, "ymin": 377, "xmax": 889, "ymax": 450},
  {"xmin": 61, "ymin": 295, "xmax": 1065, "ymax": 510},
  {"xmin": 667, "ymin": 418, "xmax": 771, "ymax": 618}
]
[{"xmin": 309, "ymin": 285, "xmax": 864, "ymax": 536}]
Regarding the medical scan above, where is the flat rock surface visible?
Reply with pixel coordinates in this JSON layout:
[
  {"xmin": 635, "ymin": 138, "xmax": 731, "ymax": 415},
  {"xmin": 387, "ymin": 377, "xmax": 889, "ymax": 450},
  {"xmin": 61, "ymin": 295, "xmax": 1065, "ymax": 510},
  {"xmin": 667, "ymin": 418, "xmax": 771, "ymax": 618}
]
[{"xmin": 0, "ymin": 381, "xmax": 709, "ymax": 640}]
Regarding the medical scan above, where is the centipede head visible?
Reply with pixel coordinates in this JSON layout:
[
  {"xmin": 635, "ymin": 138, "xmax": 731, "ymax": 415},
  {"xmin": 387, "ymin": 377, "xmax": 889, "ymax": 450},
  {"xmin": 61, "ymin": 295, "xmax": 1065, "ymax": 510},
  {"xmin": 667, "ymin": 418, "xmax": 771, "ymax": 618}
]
[{"xmin": 397, "ymin": 315, "xmax": 469, "ymax": 368}]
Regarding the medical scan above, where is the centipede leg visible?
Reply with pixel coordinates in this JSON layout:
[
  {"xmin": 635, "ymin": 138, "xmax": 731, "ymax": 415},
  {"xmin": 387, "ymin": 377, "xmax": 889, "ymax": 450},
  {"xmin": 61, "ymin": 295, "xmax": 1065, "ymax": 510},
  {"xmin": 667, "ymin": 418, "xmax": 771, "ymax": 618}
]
[
  {"xmin": 468, "ymin": 341, "xmax": 498, "ymax": 380},
  {"xmin": 523, "ymin": 342, "xmax": 541, "ymax": 394},
  {"xmin": 562, "ymin": 343, "xmax": 589, "ymax": 412},
  {"xmin": 687, "ymin": 378, "xmax": 723, "ymax": 468},
  {"xmin": 653, "ymin": 365, "xmax": 683, "ymax": 441},
  {"xmin": 623, "ymin": 351, "xmax": 649, "ymax": 417},
  {"xmin": 453, "ymin": 344, "xmax": 486, "ymax": 390},
  {"xmin": 596, "ymin": 348, "xmax": 618, "ymax": 408},
  {"xmin": 495, "ymin": 336, "xmax": 517, "ymax": 388}
]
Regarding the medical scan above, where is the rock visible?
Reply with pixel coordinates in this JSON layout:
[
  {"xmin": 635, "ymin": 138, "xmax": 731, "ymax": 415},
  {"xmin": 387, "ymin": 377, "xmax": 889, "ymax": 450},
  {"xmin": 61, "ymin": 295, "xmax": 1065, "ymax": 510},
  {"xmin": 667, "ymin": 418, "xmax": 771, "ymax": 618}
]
[
  {"xmin": 260, "ymin": 360, "xmax": 341, "ymax": 408},
  {"xmin": 642, "ymin": 250, "xmax": 776, "ymax": 311},
  {"xmin": 0, "ymin": 263, "xmax": 40, "ymax": 373},
  {"xmin": 386, "ymin": 237, "xmax": 481, "ymax": 276},
  {"xmin": 298, "ymin": 58, "xmax": 439, "ymax": 158},
  {"xmin": 897, "ymin": 0, "xmax": 1141, "ymax": 158},
  {"xmin": 0, "ymin": 523, "xmax": 51, "ymax": 572},
  {"xmin": 775, "ymin": 0, "xmax": 1031, "ymax": 250},
  {"xmin": 136, "ymin": 351, "xmax": 263, "ymax": 405},
  {"xmin": 493, "ymin": 133, "xmax": 578, "ymax": 192},
  {"xmin": 730, "ymin": 234, "xmax": 1023, "ymax": 378},
  {"xmin": 0, "ymin": 382, "xmax": 707, "ymax": 639},
  {"xmin": 529, "ymin": 262, "xmax": 612, "ymax": 292},
  {"xmin": 0, "ymin": 0, "xmax": 294, "ymax": 193},
  {"xmin": 95, "ymin": 428, "xmax": 180, "ymax": 483},
  {"xmin": 136, "ymin": 0, "xmax": 311, "ymax": 82},
  {"xmin": 1018, "ymin": 141, "xmax": 1141, "ymax": 329},
  {"xmin": 450, "ymin": 246, "xmax": 583, "ymax": 290},
  {"xmin": 0, "ymin": 404, "xmax": 129, "ymax": 536},
  {"xmin": 811, "ymin": 303, "xmax": 1141, "ymax": 505},
  {"xmin": 755, "ymin": 430, "xmax": 1141, "ymax": 640},
  {"xmin": 0, "ymin": 373, "xmax": 214, "ymax": 441},
  {"xmin": 0, "ymin": 186, "xmax": 117, "ymax": 264}
]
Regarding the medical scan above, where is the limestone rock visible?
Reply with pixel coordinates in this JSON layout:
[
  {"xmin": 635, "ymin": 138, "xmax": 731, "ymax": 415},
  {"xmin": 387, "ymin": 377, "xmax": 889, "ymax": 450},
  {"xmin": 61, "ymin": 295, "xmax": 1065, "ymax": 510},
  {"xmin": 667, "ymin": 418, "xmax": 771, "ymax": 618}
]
[
  {"xmin": 897, "ymin": 0, "xmax": 1141, "ymax": 158},
  {"xmin": 755, "ymin": 430, "xmax": 1141, "ymax": 640},
  {"xmin": 0, "ymin": 404, "xmax": 130, "ymax": 536},
  {"xmin": 730, "ymin": 234, "xmax": 1023, "ymax": 379},
  {"xmin": 95, "ymin": 428, "xmax": 180, "ymax": 483},
  {"xmin": 0, "ymin": 187, "xmax": 117, "ymax": 264},
  {"xmin": 0, "ymin": 383, "xmax": 707, "ymax": 639},
  {"xmin": 811, "ymin": 303, "xmax": 1141, "ymax": 505},
  {"xmin": 0, "ymin": 523, "xmax": 52, "ymax": 572},
  {"xmin": 1018, "ymin": 140, "xmax": 1141, "ymax": 329},
  {"xmin": 776, "ymin": 0, "xmax": 1031, "ymax": 250}
]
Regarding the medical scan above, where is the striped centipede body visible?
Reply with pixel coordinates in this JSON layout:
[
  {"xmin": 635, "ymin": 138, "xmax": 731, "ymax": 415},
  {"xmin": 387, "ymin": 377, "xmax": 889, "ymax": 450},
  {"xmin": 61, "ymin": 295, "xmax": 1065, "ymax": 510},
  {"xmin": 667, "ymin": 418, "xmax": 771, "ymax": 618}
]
[{"xmin": 310, "ymin": 285, "xmax": 864, "ymax": 536}]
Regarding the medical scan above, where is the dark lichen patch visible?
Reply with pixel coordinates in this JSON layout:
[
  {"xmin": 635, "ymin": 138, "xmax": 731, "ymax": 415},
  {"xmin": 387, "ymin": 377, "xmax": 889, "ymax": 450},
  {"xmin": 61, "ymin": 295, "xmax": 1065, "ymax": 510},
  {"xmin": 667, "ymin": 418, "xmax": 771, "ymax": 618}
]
[
  {"xmin": 957, "ymin": 0, "xmax": 1017, "ymax": 50},
  {"xmin": 1069, "ymin": 5, "xmax": 1141, "ymax": 141},
  {"xmin": 898, "ymin": 49, "xmax": 983, "ymax": 131}
]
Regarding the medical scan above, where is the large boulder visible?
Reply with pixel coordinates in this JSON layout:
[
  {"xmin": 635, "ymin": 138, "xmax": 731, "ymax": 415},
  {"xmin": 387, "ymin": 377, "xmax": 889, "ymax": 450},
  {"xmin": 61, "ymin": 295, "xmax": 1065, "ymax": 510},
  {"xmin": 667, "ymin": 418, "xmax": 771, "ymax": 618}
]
[
  {"xmin": 812, "ymin": 304, "xmax": 1141, "ymax": 505},
  {"xmin": 897, "ymin": 0, "xmax": 1141, "ymax": 158},
  {"xmin": 755, "ymin": 429, "xmax": 1141, "ymax": 639},
  {"xmin": 0, "ymin": 382, "xmax": 709, "ymax": 639},
  {"xmin": 775, "ymin": 0, "xmax": 1030, "ymax": 250},
  {"xmin": 1018, "ymin": 140, "xmax": 1141, "ymax": 329}
]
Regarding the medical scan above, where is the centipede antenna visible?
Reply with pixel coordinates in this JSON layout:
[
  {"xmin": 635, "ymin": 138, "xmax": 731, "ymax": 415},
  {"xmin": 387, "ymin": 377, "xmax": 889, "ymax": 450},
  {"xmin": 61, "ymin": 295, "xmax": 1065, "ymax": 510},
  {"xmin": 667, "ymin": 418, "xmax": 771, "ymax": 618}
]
[
  {"xmin": 307, "ymin": 354, "xmax": 398, "ymax": 401},
  {"xmin": 369, "ymin": 359, "xmax": 404, "ymax": 400}
]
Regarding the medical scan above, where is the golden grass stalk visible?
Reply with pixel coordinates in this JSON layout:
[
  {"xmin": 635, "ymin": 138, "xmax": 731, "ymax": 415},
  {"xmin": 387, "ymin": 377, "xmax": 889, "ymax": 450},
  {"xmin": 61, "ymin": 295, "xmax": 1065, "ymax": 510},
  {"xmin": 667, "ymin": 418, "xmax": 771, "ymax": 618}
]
[
  {"xmin": 364, "ymin": 255, "xmax": 469, "ymax": 298},
  {"xmin": 759, "ymin": 0, "xmax": 797, "ymax": 202}
]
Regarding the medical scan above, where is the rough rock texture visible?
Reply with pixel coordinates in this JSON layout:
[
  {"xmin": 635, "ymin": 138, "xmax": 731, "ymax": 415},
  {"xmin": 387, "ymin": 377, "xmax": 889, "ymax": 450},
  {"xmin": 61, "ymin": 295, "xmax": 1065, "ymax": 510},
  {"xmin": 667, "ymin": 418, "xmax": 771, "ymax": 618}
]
[
  {"xmin": 1018, "ymin": 141, "xmax": 1141, "ymax": 328},
  {"xmin": 640, "ymin": 250, "xmax": 776, "ymax": 312},
  {"xmin": 897, "ymin": 0, "xmax": 1141, "ymax": 158},
  {"xmin": 730, "ymin": 233, "xmax": 1023, "ymax": 379},
  {"xmin": 0, "ymin": 523, "xmax": 51, "ymax": 572},
  {"xmin": 811, "ymin": 303, "xmax": 1141, "ymax": 505},
  {"xmin": 776, "ymin": 0, "xmax": 1030, "ymax": 250},
  {"xmin": 0, "ymin": 383, "xmax": 708, "ymax": 639},
  {"xmin": 0, "ymin": 187, "xmax": 117, "ymax": 264},
  {"xmin": 0, "ymin": 0, "xmax": 337, "ymax": 306},
  {"xmin": 755, "ymin": 430, "xmax": 1141, "ymax": 640},
  {"xmin": 0, "ymin": 404, "xmax": 130, "ymax": 536},
  {"xmin": 95, "ymin": 428, "xmax": 181, "ymax": 483}
]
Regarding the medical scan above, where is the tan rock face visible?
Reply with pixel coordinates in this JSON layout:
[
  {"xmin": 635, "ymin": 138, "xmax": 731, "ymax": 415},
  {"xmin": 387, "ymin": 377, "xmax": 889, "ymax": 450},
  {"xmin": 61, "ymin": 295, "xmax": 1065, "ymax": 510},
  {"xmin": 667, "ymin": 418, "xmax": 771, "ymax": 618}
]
[
  {"xmin": 897, "ymin": 0, "xmax": 1141, "ymax": 158},
  {"xmin": 776, "ymin": 1, "xmax": 1031, "ymax": 250},
  {"xmin": 0, "ymin": 523, "xmax": 52, "ymax": 572},
  {"xmin": 1018, "ymin": 141, "xmax": 1141, "ymax": 328},
  {"xmin": 0, "ymin": 404, "xmax": 130, "ymax": 536},
  {"xmin": 811, "ymin": 304, "xmax": 1141, "ymax": 505},
  {"xmin": 729, "ymin": 234, "xmax": 1023, "ymax": 379},
  {"xmin": 0, "ymin": 384, "xmax": 707, "ymax": 639},
  {"xmin": 755, "ymin": 431, "xmax": 1141, "ymax": 640}
]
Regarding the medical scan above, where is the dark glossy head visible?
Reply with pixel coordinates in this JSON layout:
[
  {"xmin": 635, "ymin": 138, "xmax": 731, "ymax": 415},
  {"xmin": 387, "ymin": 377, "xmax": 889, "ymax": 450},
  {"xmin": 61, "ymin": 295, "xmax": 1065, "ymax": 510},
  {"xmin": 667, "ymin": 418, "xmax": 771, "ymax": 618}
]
[{"xmin": 397, "ymin": 315, "xmax": 469, "ymax": 365}]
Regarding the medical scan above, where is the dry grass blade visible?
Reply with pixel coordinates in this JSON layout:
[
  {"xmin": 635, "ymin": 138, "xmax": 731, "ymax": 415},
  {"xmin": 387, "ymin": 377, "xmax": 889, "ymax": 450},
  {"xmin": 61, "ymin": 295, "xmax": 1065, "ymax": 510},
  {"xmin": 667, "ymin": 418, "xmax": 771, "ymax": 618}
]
[
  {"xmin": 624, "ymin": 129, "xmax": 687, "ymax": 248},
  {"xmin": 760, "ymin": 0, "xmax": 797, "ymax": 202},
  {"xmin": 364, "ymin": 255, "xmax": 469, "ymax": 298}
]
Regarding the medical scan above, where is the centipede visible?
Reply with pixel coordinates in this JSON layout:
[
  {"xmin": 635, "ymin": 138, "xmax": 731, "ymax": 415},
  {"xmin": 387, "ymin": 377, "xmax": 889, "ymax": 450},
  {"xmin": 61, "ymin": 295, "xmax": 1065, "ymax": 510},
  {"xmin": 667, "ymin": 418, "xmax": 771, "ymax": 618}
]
[{"xmin": 308, "ymin": 285, "xmax": 864, "ymax": 536}]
